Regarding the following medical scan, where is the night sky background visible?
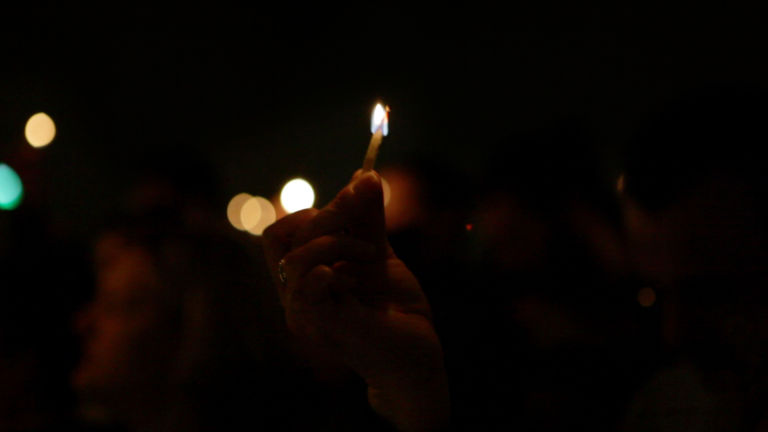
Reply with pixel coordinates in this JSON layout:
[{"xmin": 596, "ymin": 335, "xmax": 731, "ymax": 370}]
[
  {"xmin": 4, "ymin": 4, "xmax": 768, "ymax": 431},
  {"xmin": 2, "ymin": 5, "xmax": 768, "ymax": 238}
]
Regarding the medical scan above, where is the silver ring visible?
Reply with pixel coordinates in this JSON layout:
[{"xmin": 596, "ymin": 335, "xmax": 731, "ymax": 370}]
[{"xmin": 278, "ymin": 259, "xmax": 288, "ymax": 285}]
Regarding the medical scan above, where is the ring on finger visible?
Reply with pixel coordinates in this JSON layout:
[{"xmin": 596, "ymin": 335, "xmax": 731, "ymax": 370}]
[{"xmin": 278, "ymin": 258, "xmax": 288, "ymax": 285}]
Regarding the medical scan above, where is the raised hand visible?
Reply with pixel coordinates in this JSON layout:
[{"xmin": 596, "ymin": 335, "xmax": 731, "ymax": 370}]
[{"xmin": 263, "ymin": 170, "xmax": 450, "ymax": 431}]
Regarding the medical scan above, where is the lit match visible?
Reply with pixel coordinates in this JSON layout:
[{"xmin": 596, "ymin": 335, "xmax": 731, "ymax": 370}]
[{"xmin": 362, "ymin": 103, "xmax": 389, "ymax": 171}]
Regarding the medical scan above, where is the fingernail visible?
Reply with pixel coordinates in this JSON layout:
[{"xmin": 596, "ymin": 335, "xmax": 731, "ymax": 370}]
[
  {"xmin": 351, "ymin": 169, "xmax": 365, "ymax": 181},
  {"xmin": 362, "ymin": 170, "xmax": 380, "ymax": 182}
]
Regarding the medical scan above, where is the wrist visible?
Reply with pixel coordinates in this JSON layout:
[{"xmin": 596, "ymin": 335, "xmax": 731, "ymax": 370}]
[{"xmin": 366, "ymin": 363, "xmax": 451, "ymax": 432}]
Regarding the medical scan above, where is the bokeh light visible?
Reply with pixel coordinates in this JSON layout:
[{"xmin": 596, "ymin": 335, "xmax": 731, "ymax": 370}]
[
  {"xmin": 637, "ymin": 287, "xmax": 656, "ymax": 307},
  {"xmin": 245, "ymin": 196, "xmax": 276, "ymax": 236},
  {"xmin": 228, "ymin": 193, "xmax": 278, "ymax": 235},
  {"xmin": 240, "ymin": 197, "xmax": 262, "ymax": 231},
  {"xmin": 0, "ymin": 163, "xmax": 24, "ymax": 210},
  {"xmin": 280, "ymin": 178, "xmax": 315, "ymax": 213},
  {"xmin": 25, "ymin": 112, "xmax": 56, "ymax": 148},
  {"xmin": 382, "ymin": 177, "xmax": 391, "ymax": 207},
  {"xmin": 227, "ymin": 193, "xmax": 253, "ymax": 231},
  {"xmin": 616, "ymin": 174, "xmax": 625, "ymax": 194},
  {"xmin": 380, "ymin": 167, "xmax": 424, "ymax": 232}
]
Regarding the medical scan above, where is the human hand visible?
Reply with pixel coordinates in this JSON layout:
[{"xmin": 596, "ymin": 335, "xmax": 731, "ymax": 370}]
[{"xmin": 263, "ymin": 170, "xmax": 449, "ymax": 431}]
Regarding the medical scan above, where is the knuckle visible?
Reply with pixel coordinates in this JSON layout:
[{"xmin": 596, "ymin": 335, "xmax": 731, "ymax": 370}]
[
  {"xmin": 333, "ymin": 188, "xmax": 355, "ymax": 210},
  {"xmin": 295, "ymin": 208, "xmax": 320, "ymax": 218},
  {"xmin": 318, "ymin": 234, "xmax": 340, "ymax": 250},
  {"xmin": 262, "ymin": 222, "xmax": 282, "ymax": 241}
]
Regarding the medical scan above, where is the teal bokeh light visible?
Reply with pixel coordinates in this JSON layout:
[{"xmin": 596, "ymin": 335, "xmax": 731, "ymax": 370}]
[{"xmin": 0, "ymin": 163, "xmax": 24, "ymax": 210}]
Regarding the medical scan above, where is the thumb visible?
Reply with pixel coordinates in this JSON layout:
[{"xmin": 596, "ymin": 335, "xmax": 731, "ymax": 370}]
[
  {"xmin": 291, "ymin": 170, "xmax": 387, "ymax": 249},
  {"xmin": 342, "ymin": 170, "xmax": 387, "ymax": 246}
]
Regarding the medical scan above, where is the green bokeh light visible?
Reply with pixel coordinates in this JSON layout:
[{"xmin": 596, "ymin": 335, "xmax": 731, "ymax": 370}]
[{"xmin": 0, "ymin": 163, "xmax": 24, "ymax": 210}]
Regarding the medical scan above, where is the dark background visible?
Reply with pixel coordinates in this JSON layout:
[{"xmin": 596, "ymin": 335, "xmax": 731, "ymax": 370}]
[
  {"xmin": 2, "ymin": 5, "xmax": 768, "ymax": 431},
  {"xmin": 2, "ymin": 5, "xmax": 767, "ymax": 236}
]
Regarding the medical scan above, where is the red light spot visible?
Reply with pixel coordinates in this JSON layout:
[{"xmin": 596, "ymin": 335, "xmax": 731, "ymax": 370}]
[{"xmin": 465, "ymin": 223, "xmax": 473, "ymax": 231}]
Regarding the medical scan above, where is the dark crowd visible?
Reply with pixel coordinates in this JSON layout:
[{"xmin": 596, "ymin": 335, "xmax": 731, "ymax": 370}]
[{"xmin": 2, "ymin": 8, "xmax": 768, "ymax": 432}]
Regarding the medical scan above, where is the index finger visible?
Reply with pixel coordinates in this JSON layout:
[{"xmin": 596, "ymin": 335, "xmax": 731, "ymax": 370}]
[
  {"xmin": 262, "ymin": 208, "xmax": 319, "ymax": 283},
  {"xmin": 292, "ymin": 170, "xmax": 386, "ymax": 249},
  {"xmin": 291, "ymin": 204, "xmax": 350, "ymax": 249}
]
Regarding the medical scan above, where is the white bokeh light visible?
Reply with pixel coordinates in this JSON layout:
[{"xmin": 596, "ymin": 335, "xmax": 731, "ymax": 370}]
[{"xmin": 280, "ymin": 178, "xmax": 315, "ymax": 214}]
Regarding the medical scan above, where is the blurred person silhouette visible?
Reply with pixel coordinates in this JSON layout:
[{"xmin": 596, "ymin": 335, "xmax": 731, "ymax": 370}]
[
  {"xmin": 73, "ymin": 211, "xmax": 280, "ymax": 431},
  {"xmin": 376, "ymin": 135, "xmax": 641, "ymax": 431},
  {"xmin": 72, "ymin": 154, "xmax": 396, "ymax": 431},
  {"xmin": 446, "ymin": 122, "xmax": 649, "ymax": 431},
  {"xmin": 619, "ymin": 83, "xmax": 768, "ymax": 432},
  {"xmin": 70, "ymin": 156, "xmax": 304, "ymax": 431}
]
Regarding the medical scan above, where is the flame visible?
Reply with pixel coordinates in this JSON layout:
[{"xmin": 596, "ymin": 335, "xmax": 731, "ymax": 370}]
[{"xmin": 370, "ymin": 103, "xmax": 389, "ymax": 136}]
